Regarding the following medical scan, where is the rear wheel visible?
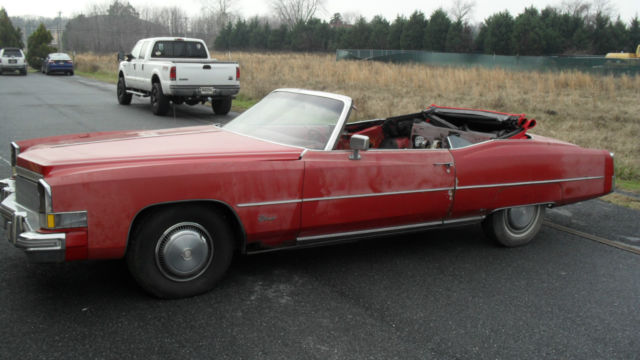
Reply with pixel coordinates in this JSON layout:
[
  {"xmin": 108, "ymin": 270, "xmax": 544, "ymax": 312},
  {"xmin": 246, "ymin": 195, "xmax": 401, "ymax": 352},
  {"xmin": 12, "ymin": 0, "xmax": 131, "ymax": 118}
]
[
  {"xmin": 117, "ymin": 76, "xmax": 132, "ymax": 105},
  {"xmin": 127, "ymin": 206, "xmax": 234, "ymax": 298},
  {"xmin": 151, "ymin": 82, "xmax": 170, "ymax": 115},
  {"xmin": 212, "ymin": 97, "xmax": 232, "ymax": 115},
  {"xmin": 482, "ymin": 205, "xmax": 545, "ymax": 247}
]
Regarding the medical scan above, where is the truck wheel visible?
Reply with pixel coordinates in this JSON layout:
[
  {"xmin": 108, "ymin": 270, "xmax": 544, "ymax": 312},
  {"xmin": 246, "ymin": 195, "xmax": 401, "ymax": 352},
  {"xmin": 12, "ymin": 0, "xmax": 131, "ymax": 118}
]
[
  {"xmin": 117, "ymin": 76, "xmax": 132, "ymax": 105},
  {"xmin": 151, "ymin": 82, "xmax": 170, "ymax": 115},
  {"xmin": 212, "ymin": 97, "xmax": 232, "ymax": 115},
  {"xmin": 127, "ymin": 205, "xmax": 234, "ymax": 299},
  {"xmin": 482, "ymin": 205, "xmax": 545, "ymax": 247}
]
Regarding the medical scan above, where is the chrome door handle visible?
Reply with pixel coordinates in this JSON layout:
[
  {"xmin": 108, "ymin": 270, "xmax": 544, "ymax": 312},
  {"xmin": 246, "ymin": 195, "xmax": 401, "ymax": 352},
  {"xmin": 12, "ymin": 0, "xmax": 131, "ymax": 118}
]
[{"xmin": 434, "ymin": 162, "xmax": 454, "ymax": 173}]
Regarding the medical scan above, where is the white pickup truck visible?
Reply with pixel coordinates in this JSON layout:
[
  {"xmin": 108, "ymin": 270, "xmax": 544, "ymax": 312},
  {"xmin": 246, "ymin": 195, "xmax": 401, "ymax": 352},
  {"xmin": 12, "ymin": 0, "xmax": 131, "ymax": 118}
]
[{"xmin": 117, "ymin": 37, "xmax": 240, "ymax": 115}]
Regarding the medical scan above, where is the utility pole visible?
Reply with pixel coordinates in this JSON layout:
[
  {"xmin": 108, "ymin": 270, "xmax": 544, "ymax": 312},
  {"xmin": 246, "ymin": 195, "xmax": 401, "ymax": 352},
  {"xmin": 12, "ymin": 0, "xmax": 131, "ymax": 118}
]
[{"xmin": 58, "ymin": 11, "xmax": 62, "ymax": 52}]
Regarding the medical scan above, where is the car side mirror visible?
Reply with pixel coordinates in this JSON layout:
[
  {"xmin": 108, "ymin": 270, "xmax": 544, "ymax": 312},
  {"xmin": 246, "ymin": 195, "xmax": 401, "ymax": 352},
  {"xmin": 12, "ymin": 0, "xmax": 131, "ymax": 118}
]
[
  {"xmin": 349, "ymin": 135, "xmax": 369, "ymax": 160},
  {"xmin": 117, "ymin": 51, "xmax": 124, "ymax": 62}
]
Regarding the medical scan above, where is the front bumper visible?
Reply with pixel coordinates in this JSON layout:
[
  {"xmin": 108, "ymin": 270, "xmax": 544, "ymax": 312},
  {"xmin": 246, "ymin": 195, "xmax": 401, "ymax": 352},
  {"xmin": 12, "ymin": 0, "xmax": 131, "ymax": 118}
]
[{"xmin": 1, "ymin": 179, "xmax": 65, "ymax": 262}]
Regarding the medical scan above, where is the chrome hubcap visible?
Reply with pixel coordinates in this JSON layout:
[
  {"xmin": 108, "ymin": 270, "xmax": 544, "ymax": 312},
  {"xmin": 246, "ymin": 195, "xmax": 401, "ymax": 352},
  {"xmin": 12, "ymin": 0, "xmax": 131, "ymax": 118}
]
[
  {"xmin": 506, "ymin": 206, "xmax": 536, "ymax": 232},
  {"xmin": 155, "ymin": 222, "xmax": 213, "ymax": 282}
]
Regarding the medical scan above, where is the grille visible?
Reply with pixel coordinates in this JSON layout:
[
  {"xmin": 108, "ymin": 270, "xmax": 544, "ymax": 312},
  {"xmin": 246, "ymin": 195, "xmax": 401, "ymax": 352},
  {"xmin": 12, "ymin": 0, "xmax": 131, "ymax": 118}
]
[{"xmin": 15, "ymin": 169, "xmax": 42, "ymax": 212}]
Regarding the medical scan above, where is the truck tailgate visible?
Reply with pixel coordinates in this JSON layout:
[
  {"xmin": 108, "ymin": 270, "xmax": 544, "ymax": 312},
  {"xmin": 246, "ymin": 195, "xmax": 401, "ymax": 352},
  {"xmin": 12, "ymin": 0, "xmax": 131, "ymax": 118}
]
[{"xmin": 174, "ymin": 61, "xmax": 238, "ymax": 86}]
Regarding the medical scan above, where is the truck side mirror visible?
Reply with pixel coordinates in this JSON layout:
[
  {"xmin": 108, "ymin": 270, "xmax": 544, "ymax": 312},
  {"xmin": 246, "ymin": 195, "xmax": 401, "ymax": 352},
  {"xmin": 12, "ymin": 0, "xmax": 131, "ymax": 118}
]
[
  {"xmin": 349, "ymin": 135, "xmax": 370, "ymax": 160},
  {"xmin": 117, "ymin": 51, "xmax": 124, "ymax": 62}
]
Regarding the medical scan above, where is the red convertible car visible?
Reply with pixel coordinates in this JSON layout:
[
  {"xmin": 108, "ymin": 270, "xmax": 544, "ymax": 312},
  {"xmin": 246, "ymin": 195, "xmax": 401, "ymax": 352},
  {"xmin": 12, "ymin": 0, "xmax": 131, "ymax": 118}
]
[{"xmin": 1, "ymin": 89, "xmax": 614, "ymax": 298}]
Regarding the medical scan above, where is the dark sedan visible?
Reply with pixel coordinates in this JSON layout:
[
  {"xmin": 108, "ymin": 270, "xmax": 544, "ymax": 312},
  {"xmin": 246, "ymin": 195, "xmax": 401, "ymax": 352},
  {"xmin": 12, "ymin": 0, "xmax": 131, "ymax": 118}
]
[{"xmin": 41, "ymin": 53, "xmax": 74, "ymax": 75}]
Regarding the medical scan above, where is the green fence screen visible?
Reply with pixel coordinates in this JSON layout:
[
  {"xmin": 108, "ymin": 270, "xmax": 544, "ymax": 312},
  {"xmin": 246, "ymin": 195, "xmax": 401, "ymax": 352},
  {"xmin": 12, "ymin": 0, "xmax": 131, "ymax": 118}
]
[{"xmin": 336, "ymin": 49, "xmax": 640, "ymax": 76}]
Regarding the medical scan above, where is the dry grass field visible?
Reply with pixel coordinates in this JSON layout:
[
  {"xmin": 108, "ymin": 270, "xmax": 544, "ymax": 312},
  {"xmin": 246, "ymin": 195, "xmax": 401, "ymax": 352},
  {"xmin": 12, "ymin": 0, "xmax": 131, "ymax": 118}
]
[{"xmin": 75, "ymin": 52, "xmax": 640, "ymax": 181}]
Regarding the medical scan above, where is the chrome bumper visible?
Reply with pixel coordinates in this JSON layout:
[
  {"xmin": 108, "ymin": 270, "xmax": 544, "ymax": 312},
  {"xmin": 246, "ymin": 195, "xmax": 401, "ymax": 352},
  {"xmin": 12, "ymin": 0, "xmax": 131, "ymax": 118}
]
[
  {"xmin": 169, "ymin": 84, "xmax": 240, "ymax": 98},
  {"xmin": 1, "ymin": 179, "xmax": 65, "ymax": 262}
]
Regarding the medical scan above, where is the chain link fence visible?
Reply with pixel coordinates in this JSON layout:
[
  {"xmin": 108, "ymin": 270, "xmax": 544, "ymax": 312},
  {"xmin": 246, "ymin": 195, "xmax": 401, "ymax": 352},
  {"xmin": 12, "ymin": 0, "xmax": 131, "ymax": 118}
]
[{"xmin": 336, "ymin": 49, "xmax": 640, "ymax": 76}]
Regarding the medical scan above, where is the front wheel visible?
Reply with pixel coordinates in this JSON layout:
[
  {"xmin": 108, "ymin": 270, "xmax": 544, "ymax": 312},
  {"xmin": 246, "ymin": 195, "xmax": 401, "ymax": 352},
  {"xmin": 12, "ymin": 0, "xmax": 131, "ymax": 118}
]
[
  {"xmin": 212, "ymin": 97, "xmax": 232, "ymax": 115},
  {"xmin": 482, "ymin": 205, "xmax": 545, "ymax": 247},
  {"xmin": 117, "ymin": 76, "xmax": 132, "ymax": 105},
  {"xmin": 127, "ymin": 206, "xmax": 235, "ymax": 298},
  {"xmin": 151, "ymin": 82, "xmax": 170, "ymax": 115}
]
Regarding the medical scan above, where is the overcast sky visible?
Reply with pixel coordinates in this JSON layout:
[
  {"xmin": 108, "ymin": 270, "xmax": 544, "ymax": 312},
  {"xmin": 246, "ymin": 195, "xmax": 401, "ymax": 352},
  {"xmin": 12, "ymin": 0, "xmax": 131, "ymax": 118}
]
[{"xmin": 2, "ymin": 0, "xmax": 639, "ymax": 24}]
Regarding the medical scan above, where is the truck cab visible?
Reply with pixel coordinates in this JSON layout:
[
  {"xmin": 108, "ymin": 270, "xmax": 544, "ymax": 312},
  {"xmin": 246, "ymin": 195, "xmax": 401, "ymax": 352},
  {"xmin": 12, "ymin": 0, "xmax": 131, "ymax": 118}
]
[{"xmin": 117, "ymin": 37, "xmax": 240, "ymax": 115}]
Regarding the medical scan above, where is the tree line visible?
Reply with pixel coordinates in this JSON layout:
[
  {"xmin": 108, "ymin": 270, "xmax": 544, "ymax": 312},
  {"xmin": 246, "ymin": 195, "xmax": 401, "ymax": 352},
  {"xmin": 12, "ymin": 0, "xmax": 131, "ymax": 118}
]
[
  {"xmin": 215, "ymin": 8, "xmax": 640, "ymax": 56},
  {"xmin": 2, "ymin": 0, "xmax": 640, "ymax": 56}
]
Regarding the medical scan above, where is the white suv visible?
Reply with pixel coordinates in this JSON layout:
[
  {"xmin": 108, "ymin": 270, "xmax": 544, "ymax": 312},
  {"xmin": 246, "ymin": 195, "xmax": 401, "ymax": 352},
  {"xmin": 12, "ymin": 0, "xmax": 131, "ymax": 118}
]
[{"xmin": 0, "ymin": 48, "xmax": 27, "ymax": 75}]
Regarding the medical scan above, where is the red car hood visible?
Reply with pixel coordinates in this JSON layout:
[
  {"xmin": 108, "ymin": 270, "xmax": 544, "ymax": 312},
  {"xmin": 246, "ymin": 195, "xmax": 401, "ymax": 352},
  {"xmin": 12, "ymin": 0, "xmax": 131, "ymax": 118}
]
[{"xmin": 16, "ymin": 125, "xmax": 303, "ymax": 175}]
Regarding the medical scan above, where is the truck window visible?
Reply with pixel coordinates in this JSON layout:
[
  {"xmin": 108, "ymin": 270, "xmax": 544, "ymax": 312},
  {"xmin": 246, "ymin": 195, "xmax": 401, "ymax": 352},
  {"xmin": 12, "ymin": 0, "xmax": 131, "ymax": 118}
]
[
  {"xmin": 150, "ymin": 41, "xmax": 208, "ymax": 59},
  {"xmin": 131, "ymin": 41, "xmax": 143, "ymax": 59},
  {"xmin": 139, "ymin": 41, "xmax": 150, "ymax": 60}
]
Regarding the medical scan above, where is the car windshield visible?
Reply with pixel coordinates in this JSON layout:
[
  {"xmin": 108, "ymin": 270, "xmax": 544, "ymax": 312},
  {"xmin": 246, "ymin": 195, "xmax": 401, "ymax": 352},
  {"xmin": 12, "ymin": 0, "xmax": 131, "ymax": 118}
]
[
  {"xmin": 150, "ymin": 41, "xmax": 208, "ymax": 58},
  {"xmin": 3, "ymin": 49, "xmax": 22, "ymax": 57},
  {"xmin": 223, "ymin": 91, "xmax": 345, "ymax": 150}
]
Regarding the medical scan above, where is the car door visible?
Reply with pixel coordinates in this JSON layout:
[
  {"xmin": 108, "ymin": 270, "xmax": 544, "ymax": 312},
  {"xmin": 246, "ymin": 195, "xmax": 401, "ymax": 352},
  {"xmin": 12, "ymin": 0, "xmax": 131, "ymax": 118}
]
[
  {"xmin": 136, "ymin": 41, "xmax": 152, "ymax": 92},
  {"xmin": 298, "ymin": 148, "xmax": 455, "ymax": 243},
  {"xmin": 124, "ymin": 41, "xmax": 143, "ymax": 89}
]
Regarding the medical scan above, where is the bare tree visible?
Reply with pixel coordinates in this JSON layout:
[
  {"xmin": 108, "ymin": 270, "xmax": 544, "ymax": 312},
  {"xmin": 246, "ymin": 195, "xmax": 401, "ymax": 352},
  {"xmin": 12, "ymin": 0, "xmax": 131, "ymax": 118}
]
[
  {"xmin": 560, "ymin": 0, "xmax": 592, "ymax": 18},
  {"xmin": 592, "ymin": 0, "xmax": 615, "ymax": 16},
  {"xmin": 449, "ymin": 0, "xmax": 476, "ymax": 23},
  {"xmin": 270, "ymin": 0, "xmax": 325, "ymax": 28},
  {"xmin": 341, "ymin": 11, "xmax": 360, "ymax": 25}
]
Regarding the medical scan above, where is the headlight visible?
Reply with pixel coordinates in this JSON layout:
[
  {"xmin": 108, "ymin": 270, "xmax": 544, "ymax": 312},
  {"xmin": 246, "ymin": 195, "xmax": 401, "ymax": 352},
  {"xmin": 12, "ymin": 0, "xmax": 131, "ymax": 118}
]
[
  {"xmin": 37, "ymin": 179, "xmax": 87, "ymax": 229},
  {"xmin": 10, "ymin": 142, "xmax": 20, "ymax": 176}
]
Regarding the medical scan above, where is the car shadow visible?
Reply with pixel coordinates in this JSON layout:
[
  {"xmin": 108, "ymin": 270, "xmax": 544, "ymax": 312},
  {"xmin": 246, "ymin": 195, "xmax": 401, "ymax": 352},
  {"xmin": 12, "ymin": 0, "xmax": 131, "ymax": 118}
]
[{"xmin": 12, "ymin": 225, "xmax": 489, "ymax": 304}]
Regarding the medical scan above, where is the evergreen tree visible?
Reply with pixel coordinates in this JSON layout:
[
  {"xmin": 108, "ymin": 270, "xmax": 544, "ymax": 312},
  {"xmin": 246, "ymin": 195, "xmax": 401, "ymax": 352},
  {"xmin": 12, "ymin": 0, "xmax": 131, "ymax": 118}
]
[
  {"xmin": 610, "ymin": 17, "xmax": 629, "ymax": 51},
  {"xmin": 344, "ymin": 17, "xmax": 372, "ymax": 48},
  {"xmin": 483, "ymin": 11, "xmax": 515, "ymax": 55},
  {"xmin": 214, "ymin": 22, "xmax": 233, "ymax": 50},
  {"xmin": 445, "ymin": 20, "xmax": 472, "ymax": 53},
  {"xmin": 369, "ymin": 15, "xmax": 390, "ymax": 49},
  {"xmin": 400, "ymin": 11, "xmax": 426, "ymax": 50},
  {"xmin": 590, "ymin": 12, "xmax": 614, "ymax": 54},
  {"xmin": 512, "ymin": 6, "xmax": 545, "ymax": 55},
  {"xmin": 540, "ymin": 7, "xmax": 564, "ymax": 54},
  {"xmin": 475, "ymin": 24, "xmax": 487, "ymax": 53},
  {"xmin": 247, "ymin": 17, "xmax": 267, "ymax": 50},
  {"xmin": 290, "ymin": 19, "xmax": 330, "ymax": 51},
  {"xmin": 230, "ymin": 19, "xmax": 249, "ymax": 50},
  {"xmin": 629, "ymin": 17, "xmax": 640, "ymax": 51},
  {"xmin": 424, "ymin": 9, "xmax": 451, "ymax": 51},
  {"xmin": 26, "ymin": 23, "xmax": 55, "ymax": 68},
  {"xmin": 0, "ymin": 8, "xmax": 24, "ymax": 48},
  {"xmin": 387, "ymin": 16, "xmax": 406, "ymax": 49},
  {"xmin": 268, "ymin": 24, "xmax": 289, "ymax": 50}
]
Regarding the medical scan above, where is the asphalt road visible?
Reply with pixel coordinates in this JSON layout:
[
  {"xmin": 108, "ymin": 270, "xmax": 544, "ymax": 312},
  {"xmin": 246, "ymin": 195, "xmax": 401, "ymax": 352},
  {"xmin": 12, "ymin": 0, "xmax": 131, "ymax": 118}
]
[{"xmin": 1, "ymin": 72, "xmax": 640, "ymax": 359}]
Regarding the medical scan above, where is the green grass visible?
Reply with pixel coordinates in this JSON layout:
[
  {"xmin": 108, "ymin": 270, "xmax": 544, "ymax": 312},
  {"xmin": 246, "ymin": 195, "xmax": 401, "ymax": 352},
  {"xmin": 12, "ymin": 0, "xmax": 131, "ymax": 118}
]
[
  {"xmin": 231, "ymin": 94, "xmax": 258, "ymax": 111},
  {"xmin": 76, "ymin": 70, "xmax": 118, "ymax": 84},
  {"xmin": 617, "ymin": 179, "xmax": 640, "ymax": 193}
]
